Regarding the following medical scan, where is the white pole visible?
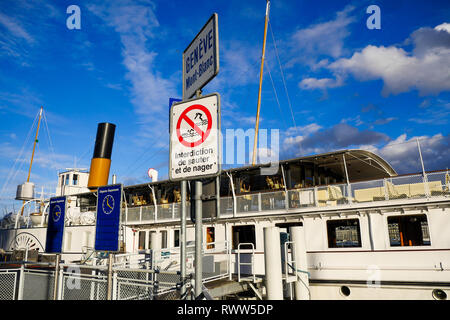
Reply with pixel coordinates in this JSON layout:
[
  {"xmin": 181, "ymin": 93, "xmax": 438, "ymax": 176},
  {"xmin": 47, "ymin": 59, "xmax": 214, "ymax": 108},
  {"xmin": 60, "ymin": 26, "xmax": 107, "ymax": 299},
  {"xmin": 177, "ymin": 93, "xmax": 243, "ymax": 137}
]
[
  {"xmin": 263, "ymin": 226, "xmax": 283, "ymax": 300},
  {"xmin": 416, "ymin": 138, "xmax": 426, "ymax": 177},
  {"xmin": 150, "ymin": 232, "xmax": 161, "ymax": 269},
  {"xmin": 342, "ymin": 153, "xmax": 352, "ymax": 203},
  {"xmin": 416, "ymin": 138, "xmax": 430, "ymax": 196},
  {"xmin": 290, "ymin": 226, "xmax": 309, "ymax": 300},
  {"xmin": 150, "ymin": 232, "xmax": 161, "ymax": 251}
]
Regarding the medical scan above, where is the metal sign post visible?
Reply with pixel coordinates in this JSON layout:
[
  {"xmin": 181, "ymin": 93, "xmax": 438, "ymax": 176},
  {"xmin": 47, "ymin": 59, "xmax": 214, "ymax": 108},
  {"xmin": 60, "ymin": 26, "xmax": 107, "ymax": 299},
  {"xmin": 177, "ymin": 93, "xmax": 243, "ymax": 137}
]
[
  {"xmin": 194, "ymin": 180, "xmax": 202, "ymax": 297},
  {"xmin": 170, "ymin": 93, "xmax": 221, "ymax": 298},
  {"xmin": 93, "ymin": 184, "xmax": 122, "ymax": 300},
  {"xmin": 176, "ymin": 13, "xmax": 220, "ymax": 299},
  {"xmin": 180, "ymin": 180, "xmax": 187, "ymax": 298}
]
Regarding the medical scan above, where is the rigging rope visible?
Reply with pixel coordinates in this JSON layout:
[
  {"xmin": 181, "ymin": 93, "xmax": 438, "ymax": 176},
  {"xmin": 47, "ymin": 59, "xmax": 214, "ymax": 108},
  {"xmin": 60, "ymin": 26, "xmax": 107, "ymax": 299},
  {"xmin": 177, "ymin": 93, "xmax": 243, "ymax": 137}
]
[
  {"xmin": 265, "ymin": 59, "xmax": 288, "ymax": 130},
  {"xmin": 269, "ymin": 20, "xmax": 297, "ymax": 130},
  {"xmin": 42, "ymin": 110, "xmax": 58, "ymax": 175},
  {"xmin": 0, "ymin": 111, "xmax": 39, "ymax": 200}
]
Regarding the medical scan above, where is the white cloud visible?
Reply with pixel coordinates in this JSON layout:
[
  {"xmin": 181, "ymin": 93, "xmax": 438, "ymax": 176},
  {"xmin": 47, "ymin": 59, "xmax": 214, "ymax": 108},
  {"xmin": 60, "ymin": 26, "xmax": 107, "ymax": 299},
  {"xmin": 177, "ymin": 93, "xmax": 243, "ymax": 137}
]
[
  {"xmin": 282, "ymin": 121, "xmax": 449, "ymax": 174},
  {"xmin": 88, "ymin": 1, "xmax": 177, "ymax": 131},
  {"xmin": 282, "ymin": 122, "xmax": 390, "ymax": 158},
  {"xmin": 299, "ymin": 75, "xmax": 344, "ymax": 90},
  {"xmin": 435, "ymin": 23, "xmax": 450, "ymax": 33},
  {"xmin": 0, "ymin": 13, "xmax": 34, "ymax": 44},
  {"xmin": 368, "ymin": 133, "xmax": 450, "ymax": 174},
  {"xmin": 288, "ymin": 5, "xmax": 355, "ymax": 67},
  {"xmin": 301, "ymin": 23, "xmax": 450, "ymax": 95},
  {"xmin": 285, "ymin": 123, "xmax": 322, "ymax": 136}
]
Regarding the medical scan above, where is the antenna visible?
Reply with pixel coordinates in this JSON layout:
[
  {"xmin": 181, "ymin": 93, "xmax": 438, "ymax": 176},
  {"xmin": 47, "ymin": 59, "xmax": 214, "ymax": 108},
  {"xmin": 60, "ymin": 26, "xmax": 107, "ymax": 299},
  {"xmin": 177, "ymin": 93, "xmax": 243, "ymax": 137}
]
[{"xmin": 416, "ymin": 138, "xmax": 426, "ymax": 176}]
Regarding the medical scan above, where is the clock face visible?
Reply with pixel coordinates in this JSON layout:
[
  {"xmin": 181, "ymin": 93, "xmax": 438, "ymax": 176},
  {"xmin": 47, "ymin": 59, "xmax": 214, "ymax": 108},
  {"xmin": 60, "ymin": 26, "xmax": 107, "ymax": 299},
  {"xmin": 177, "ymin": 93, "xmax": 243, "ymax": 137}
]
[
  {"xmin": 52, "ymin": 205, "xmax": 62, "ymax": 222},
  {"xmin": 102, "ymin": 194, "xmax": 115, "ymax": 215}
]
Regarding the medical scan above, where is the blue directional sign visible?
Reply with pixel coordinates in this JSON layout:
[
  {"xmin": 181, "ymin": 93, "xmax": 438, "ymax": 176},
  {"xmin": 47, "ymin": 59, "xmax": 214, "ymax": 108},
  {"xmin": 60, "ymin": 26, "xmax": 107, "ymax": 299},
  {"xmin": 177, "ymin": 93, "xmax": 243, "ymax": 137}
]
[
  {"xmin": 94, "ymin": 184, "xmax": 122, "ymax": 252},
  {"xmin": 169, "ymin": 98, "xmax": 182, "ymax": 132},
  {"xmin": 45, "ymin": 196, "xmax": 67, "ymax": 253},
  {"xmin": 169, "ymin": 97, "xmax": 182, "ymax": 108}
]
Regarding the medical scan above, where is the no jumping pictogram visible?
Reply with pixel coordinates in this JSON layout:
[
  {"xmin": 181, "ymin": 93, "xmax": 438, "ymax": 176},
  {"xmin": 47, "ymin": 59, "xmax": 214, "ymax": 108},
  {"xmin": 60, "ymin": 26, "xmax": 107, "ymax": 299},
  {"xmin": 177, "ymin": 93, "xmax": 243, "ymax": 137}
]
[{"xmin": 176, "ymin": 104, "xmax": 212, "ymax": 148}]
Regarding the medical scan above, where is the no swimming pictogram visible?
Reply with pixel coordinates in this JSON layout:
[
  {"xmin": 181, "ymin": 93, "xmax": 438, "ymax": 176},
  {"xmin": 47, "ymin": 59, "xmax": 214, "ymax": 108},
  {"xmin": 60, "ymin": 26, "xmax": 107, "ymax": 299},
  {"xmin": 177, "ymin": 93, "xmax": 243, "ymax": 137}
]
[
  {"xmin": 169, "ymin": 93, "xmax": 220, "ymax": 181},
  {"xmin": 176, "ymin": 104, "xmax": 213, "ymax": 148}
]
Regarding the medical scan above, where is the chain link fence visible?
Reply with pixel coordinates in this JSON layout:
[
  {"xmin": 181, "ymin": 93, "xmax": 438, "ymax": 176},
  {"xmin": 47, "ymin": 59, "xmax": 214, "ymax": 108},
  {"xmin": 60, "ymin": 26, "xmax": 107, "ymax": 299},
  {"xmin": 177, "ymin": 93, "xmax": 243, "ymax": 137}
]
[
  {"xmin": 0, "ymin": 269, "xmax": 17, "ymax": 300},
  {"xmin": 0, "ymin": 262, "xmax": 186, "ymax": 301}
]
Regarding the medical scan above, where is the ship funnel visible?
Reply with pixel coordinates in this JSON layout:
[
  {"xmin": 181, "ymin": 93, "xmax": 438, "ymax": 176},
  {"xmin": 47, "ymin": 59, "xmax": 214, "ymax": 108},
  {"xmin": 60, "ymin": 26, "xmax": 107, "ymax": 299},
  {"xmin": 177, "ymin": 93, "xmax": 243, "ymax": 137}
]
[{"xmin": 87, "ymin": 122, "xmax": 116, "ymax": 190}]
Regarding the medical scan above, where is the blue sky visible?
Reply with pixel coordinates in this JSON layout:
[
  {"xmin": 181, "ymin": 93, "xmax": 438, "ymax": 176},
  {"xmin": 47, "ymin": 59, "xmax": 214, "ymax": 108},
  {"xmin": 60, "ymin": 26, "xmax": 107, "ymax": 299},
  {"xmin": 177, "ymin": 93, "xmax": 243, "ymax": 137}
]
[{"xmin": 0, "ymin": 0, "xmax": 449, "ymax": 211}]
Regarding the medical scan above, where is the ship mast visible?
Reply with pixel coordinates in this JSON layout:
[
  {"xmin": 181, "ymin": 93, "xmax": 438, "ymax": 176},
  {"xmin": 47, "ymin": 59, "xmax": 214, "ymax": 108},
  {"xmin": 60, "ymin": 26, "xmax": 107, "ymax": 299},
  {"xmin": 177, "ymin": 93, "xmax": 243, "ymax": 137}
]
[
  {"xmin": 20, "ymin": 106, "xmax": 43, "ymax": 216},
  {"xmin": 27, "ymin": 106, "xmax": 43, "ymax": 183},
  {"xmin": 252, "ymin": 0, "xmax": 270, "ymax": 166}
]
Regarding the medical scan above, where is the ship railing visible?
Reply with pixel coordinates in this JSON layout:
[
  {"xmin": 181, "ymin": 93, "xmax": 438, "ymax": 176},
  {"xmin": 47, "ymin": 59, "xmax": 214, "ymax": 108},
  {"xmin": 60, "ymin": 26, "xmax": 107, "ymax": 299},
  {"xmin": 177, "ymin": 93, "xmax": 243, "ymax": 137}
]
[
  {"xmin": 148, "ymin": 240, "xmax": 231, "ymax": 283},
  {"xmin": 8, "ymin": 171, "xmax": 442, "ymax": 229},
  {"xmin": 237, "ymin": 242, "xmax": 255, "ymax": 283},
  {"xmin": 123, "ymin": 202, "xmax": 190, "ymax": 225},
  {"xmin": 120, "ymin": 171, "xmax": 449, "ymax": 225},
  {"xmin": 0, "ymin": 260, "xmax": 185, "ymax": 300}
]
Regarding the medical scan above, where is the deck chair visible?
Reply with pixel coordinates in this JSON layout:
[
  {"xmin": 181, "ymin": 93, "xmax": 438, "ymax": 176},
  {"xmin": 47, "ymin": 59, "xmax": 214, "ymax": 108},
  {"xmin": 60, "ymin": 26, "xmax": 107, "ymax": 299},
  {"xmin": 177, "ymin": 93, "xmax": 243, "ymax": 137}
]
[
  {"xmin": 173, "ymin": 189, "xmax": 181, "ymax": 202},
  {"xmin": 386, "ymin": 181, "xmax": 408, "ymax": 199},
  {"xmin": 160, "ymin": 197, "xmax": 170, "ymax": 209},
  {"xmin": 328, "ymin": 185, "xmax": 349, "ymax": 204},
  {"xmin": 132, "ymin": 196, "xmax": 140, "ymax": 205}
]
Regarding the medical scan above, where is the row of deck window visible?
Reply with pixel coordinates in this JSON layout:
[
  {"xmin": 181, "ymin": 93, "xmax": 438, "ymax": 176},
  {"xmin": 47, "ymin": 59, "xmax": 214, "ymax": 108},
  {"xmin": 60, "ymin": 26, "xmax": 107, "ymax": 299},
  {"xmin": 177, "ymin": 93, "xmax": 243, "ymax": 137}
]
[
  {"xmin": 137, "ymin": 214, "xmax": 431, "ymax": 251},
  {"xmin": 324, "ymin": 214, "xmax": 430, "ymax": 248}
]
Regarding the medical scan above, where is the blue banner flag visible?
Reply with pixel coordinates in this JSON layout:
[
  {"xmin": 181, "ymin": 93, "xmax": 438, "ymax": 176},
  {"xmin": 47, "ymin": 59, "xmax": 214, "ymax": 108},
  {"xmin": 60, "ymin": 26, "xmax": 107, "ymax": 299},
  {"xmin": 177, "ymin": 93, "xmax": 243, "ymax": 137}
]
[
  {"xmin": 94, "ymin": 184, "xmax": 122, "ymax": 252},
  {"xmin": 45, "ymin": 196, "xmax": 67, "ymax": 253}
]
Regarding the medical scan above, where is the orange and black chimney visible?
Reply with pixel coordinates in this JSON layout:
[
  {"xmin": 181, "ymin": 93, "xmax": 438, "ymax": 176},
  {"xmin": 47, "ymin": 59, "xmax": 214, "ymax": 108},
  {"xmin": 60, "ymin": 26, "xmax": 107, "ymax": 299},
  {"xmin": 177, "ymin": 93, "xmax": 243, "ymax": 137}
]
[{"xmin": 87, "ymin": 122, "xmax": 116, "ymax": 190}]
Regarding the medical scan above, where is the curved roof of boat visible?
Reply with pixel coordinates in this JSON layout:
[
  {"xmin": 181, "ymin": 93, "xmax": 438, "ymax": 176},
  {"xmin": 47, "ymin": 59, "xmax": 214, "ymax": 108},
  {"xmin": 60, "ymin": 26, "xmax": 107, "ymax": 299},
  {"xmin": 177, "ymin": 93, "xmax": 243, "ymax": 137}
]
[
  {"xmin": 116, "ymin": 149, "xmax": 397, "ymax": 191},
  {"xmin": 118, "ymin": 150, "xmax": 395, "ymax": 191},
  {"xmin": 226, "ymin": 149, "xmax": 397, "ymax": 181}
]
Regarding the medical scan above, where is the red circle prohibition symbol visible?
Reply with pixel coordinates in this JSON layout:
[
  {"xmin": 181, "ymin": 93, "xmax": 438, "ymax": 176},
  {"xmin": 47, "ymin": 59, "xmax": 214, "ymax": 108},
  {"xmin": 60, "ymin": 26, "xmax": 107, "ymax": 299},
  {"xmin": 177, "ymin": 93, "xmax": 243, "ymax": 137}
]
[{"xmin": 176, "ymin": 104, "xmax": 213, "ymax": 148}]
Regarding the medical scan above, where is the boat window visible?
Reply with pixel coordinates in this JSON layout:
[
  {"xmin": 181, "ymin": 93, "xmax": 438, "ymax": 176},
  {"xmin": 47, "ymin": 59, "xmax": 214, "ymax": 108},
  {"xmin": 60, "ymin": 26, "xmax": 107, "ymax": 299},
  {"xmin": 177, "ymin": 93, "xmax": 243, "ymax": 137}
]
[
  {"xmin": 174, "ymin": 230, "xmax": 180, "ymax": 247},
  {"xmin": 387, "ymin": 214, "xmax": 431, "ymax": 246},
  {"xmin": 72, "ymin": 174, "xmax": 78, "ymax": 186},
  {"xmin": 161, "ymin": 230, "xmax": 168, "ymax": 249},
  {"xmin": 232, "ymin": 225, "xmax": 256, "ymax": 250},
  {"xmin": 65, "ymin": 174, "xmax": 70, "ymax": 186},
  {"xmin": 138, "ymin": 231, "xmax": 146, "ymax": 250},
  {"xmin": 206, "ymin": 227, "xmax": 215, "ymax": 249},
  {"xmin": 286, "ymin": 163, "xmax": 302, "ymax": 188},
  {"xmin": 327, "ymin": 219, "xmax": 362, "ymax": 248},
  {"xmin": 304, "ymin": 166, "xmax": 314, "ymax": 187}
]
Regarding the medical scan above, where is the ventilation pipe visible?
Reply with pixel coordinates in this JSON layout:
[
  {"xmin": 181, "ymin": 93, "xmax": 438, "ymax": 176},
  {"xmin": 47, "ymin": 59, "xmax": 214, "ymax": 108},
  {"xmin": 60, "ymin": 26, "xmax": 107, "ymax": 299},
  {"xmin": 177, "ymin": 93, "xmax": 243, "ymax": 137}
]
[
  {"xmin": 148, "ymin": 168, "xmax": 158, "ymax": 182},
  {"xmin": 87, "ymin": 123, "xmax": 116, "ymax": 190}
]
